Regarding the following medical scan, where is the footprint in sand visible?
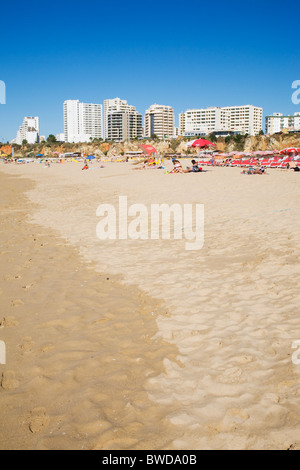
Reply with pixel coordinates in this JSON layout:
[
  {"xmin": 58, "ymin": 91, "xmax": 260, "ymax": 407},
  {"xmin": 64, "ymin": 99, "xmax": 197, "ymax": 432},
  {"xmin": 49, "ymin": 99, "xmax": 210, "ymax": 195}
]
[
  {"xmin": 1, "ymin": 370, "xmax": 19, "ymax": 390},
  {"xmin": 22, "ymin": 284, "xmax": 33, "ymax": 290},
  {"xmin": 11, "ymin": 299, "xmax": 24, "ymax": 308},
  {"xmin": 39, "ymin": 344, "xmax": 55, "ymax": 353},
  {"xmin": 219, "ymin": 367, "xmax": 244, "ymax": 384},
  {"xmin": 19, "ymin": 337, "xmax": 35, "ymax": 354},
  {"xmin": 0, "ymin": 317, "xmax": 19, "ymax": 328},
  {"xmin": 212, "ymin": 408, "xmax": 250, "ymax": 433},
  {"xmin": 28, "ymin": 407, "xmax": 50, "ymax": 434}
]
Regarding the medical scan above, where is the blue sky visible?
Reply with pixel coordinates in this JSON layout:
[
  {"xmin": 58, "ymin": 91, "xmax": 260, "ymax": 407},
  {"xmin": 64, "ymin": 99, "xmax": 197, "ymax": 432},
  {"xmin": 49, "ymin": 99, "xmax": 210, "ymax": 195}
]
[{"xmin": 1, "ymin": 0, "xmax": 300, "ymax": 142}]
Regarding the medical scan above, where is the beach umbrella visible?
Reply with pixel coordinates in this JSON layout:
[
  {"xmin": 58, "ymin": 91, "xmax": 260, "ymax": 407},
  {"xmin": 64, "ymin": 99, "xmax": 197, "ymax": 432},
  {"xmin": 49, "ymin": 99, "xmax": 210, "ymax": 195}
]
[
  {"xmin": 36, "ymin": 153, "xmax": 43, "ymax": 157},
  {"xmin": 86, "ymin": 155, "xmax": 95, "ymax": 160},
  {"xmin": 280, "ymin": 148, "xmax": 300, "ymax": 155},
  {"xmin": 140, "ymin": 144, "xmax": 157, "ymax": 155},
  {"xmin": 186, "ymin": 139, "xmax": 217, "ymax": 148}
]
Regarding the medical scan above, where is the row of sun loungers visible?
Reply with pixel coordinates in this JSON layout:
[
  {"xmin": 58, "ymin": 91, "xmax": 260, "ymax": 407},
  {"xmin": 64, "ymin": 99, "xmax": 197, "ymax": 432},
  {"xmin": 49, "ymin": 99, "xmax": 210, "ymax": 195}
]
[{"xmin": 197, "ymin": 157, "xmax": 300, "ymax": 168}]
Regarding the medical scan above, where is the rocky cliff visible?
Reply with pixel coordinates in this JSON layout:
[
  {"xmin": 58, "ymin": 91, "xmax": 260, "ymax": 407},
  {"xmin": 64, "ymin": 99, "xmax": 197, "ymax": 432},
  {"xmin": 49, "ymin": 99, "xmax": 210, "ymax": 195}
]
[{"xmin": 7, "ymin": 133, "xmax": 300, "ymax": 158}]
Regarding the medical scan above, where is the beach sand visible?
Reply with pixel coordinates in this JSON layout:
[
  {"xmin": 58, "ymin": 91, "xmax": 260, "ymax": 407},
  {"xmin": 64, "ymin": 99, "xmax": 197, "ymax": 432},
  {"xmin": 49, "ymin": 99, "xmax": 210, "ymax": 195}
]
[
  {"xmin": 0, "ymin": 171, "xmax": 180, "ymax": 450},
  {"xmin": 1, "ymin": 160, "xmax": 300, "ymax": 449}
]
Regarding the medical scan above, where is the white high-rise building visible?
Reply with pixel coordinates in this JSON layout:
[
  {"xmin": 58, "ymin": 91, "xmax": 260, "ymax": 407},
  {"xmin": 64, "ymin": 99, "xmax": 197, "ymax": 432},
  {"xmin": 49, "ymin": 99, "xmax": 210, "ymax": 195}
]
[
  {"xmin": 265, "ymin": 112, "xmax": 300, "ymax": 135},
  {"xmin": 179, "ymin": 107, "xmax": 231, "ymax": 136},
  {"xmin": 144, "ymin": 104, "xmax": 175, "ymax": 139},
  {"xmin": 103, "ymin": 98, "xmax": 136, "ymax": 140},
  {"xmin": 63, "ymin": 99, "xmax": 103, "ymax": 143},
  {"xmin": 16, "ymin": 117, "xmax": 39, "ymax": 145},
  {"xmin": 56, "ymin": 133, "xmax": 65, "ymax": 142},
  {"xmin": 222, "ymin": 105, "xmax": 263, "ymax": 136},
  {"xmin": 179, "ymin": 105, "xmax": 263, "ymax": 137}
]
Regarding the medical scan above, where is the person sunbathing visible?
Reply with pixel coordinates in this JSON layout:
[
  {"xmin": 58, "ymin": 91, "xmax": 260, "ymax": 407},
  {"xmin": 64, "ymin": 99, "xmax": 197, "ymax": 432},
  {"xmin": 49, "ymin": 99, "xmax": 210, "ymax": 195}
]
[
  {"xmin": 183, "ymin": 160, "xmax": 202, "ymax": 173},
  {"xmin": 242, "ymin": 166, "xmax": 265, "ymax": 175},
  {"xmin": 170, "ymin": 159, "xmax": 183, "ymax": 173}
]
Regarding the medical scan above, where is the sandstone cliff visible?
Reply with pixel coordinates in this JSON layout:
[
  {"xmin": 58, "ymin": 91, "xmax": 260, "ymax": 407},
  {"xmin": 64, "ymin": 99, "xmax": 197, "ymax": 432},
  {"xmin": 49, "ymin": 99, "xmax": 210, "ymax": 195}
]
[{"xmin": 7, "ymin": 133, "xmax": 300, "ymax": 158}]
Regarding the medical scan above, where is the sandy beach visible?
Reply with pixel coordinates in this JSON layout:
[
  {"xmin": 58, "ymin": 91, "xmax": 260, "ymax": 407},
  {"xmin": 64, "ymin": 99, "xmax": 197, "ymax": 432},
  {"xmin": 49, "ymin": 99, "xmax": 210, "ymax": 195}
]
[{"xmin": 1, "ymin": 160, "xmax": 300, "ymax": 450}]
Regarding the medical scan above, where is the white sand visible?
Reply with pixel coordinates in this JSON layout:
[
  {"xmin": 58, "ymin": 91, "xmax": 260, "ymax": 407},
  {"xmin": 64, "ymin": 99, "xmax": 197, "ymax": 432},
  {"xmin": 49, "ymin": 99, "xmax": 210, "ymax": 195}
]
[{"xmin": 2, "ymin": 160, "xmax": 300, "ymax": 449}]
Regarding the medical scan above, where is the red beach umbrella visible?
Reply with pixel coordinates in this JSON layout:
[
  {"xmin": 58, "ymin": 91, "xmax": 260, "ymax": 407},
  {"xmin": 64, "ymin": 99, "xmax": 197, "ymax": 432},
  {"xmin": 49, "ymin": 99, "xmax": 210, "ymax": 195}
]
[
  {"xmin": 280, "ymin": 148, "xmax": 300, "ymax": 155},
  {"xmin": 186, "ymin": 139, "xmax": 217, "ymax": 148},
  {"xmin": 140, "ymin": 144, "xmax": 157, "ymax": 155}
]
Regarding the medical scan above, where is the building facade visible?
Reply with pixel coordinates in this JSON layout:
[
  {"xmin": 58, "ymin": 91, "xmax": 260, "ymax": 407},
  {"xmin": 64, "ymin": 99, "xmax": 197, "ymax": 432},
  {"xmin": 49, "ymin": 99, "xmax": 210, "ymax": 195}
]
[
  {"xmin": 103, "ymin": 98, "xmax": 136, "ymax": 140},
  {"xmin": 107, "ymin": 110, "xmax": 142, "ymax": 142},
  {"xmin": 222, "ymin": 105, "xmax": 263, "ymax": 136},
  {"xmin": 16, "ymin": 117, "xmax": 39, "ymax": 145},
  {"xmin": 144, "ymin": 104, "xmax": 175, "ymax": 139},
  {"xmin": 179, "ymin": 105, "xmax": 263, "ymax": 137},
  {"xmin": 265, "ymin": 112, "xmax": 300, "ymax": 135},
  {"xmin": 179, "ymin": 107, "xmax": 231, "ymax": 136},
  {"xmin": 63, "ymin": 99, "xmax": 103, "ymax": 143},
  {"xmin": 56, "ymin": 133, "xmax": 65, "ymax": 142}
]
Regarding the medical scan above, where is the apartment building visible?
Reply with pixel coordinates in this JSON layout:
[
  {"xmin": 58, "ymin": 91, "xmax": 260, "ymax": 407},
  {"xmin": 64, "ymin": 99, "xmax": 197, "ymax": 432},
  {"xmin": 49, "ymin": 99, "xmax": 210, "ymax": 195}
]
[
  {"xmin": 63, "ymin": 99, "xmax": 103, "ymax": 143},
  {"xmin": 265, "ymin": 112, "xmax": 300, "ymax": 135},
  {"xmin": 103, "ymin": 98, "xmax": 137, "ymax": 140},
  {"xmin": 16, "ymin": 116, "xmax": 39, "ymax": 144},
  {"xmin": 179, "ymin": 107, "xmax": 230, "ymax": 136},
  {"xmin": 222, "ymin": 105, "xmax": 263, "ymax": 136},
  {"xmin": 107, "ymin": 110, "xmax": 143, "ymax": 142},
  {"xmin": 56, "ymin": 133, "xmax": 65, "ymax": 142},
  {"xmin": 144, "ymin": 104, "xmax": 174, "ymax": 139},
  {"xmin": 179, "ymin": 105, "xmax": 263, "ymax": 137}
]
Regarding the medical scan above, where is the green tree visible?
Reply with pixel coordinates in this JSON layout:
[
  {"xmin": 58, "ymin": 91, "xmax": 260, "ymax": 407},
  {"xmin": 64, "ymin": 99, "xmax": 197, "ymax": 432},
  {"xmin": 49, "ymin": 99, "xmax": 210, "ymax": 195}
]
[
  {"xmin": 207, "ymin": 133, "xmax": 217, "ymax": 143},
  {"xmin": 47, "ymin": 134, "xmax": 57, "ymax": 144},
  {"xmin": 22, "ymin": 139, "xmax": 28, "ymax": 146},
  {"xmin": 170, "ymin": 139, "xmax": 180, "ymax": 152}
]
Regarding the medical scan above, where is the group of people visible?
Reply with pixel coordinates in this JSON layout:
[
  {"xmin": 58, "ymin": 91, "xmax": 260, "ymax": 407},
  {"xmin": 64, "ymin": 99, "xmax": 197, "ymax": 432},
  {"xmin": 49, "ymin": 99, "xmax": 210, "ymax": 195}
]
[
  {"xmin": 170, "ymin": 159, "xmax": 202, "ymax": 174},
  {"xmin": 171, "ymin": 158, "xmax": 299, "ymax": 175},
  {"xmin": 80, "ymin": 155, "xmax": 300, "ymax": 174}
]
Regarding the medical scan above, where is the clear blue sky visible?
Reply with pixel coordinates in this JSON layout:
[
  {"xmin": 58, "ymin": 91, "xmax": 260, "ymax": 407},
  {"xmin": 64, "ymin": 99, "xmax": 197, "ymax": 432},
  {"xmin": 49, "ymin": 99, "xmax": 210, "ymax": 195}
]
[{"xmin": 1, "ymin": 0, "xmax": 300, "ymax": 142}]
